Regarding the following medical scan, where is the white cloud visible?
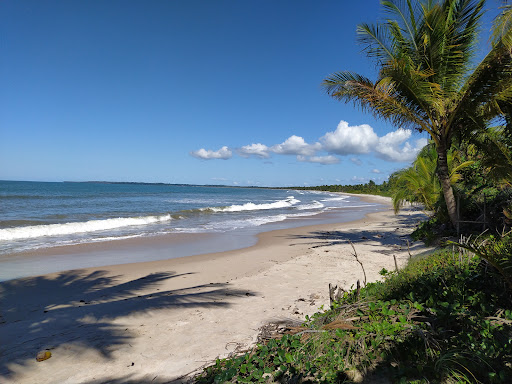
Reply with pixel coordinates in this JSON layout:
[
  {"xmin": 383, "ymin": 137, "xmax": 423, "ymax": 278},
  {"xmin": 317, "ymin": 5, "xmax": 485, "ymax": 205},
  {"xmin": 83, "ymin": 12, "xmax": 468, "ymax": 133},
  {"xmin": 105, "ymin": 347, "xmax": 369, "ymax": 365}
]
[
  {"xmin": 238, "ymin": 143, "xmax": 270, "ymax": 158},
  {"xmin": 321, "ymin": 121, "xmax": 379, "ymax": 155},
  {"xmin": 271, "ymin": 135, "xmax": 321, "ymax": 156},
  {"xmin": 375, "ymin": 129, "xmax": 427, "ymax": 162},
  {"xmin": 371, "ymin": 169, "xmax": 382, "ymax": 174},
  {"xmin": 297, "ymin": 155, "xmax": 340, "ymax": 165},
  {"xmin": 190, "ymin": 120, "xmax": 427, "ymax": 165},
  {"xmin": 350, "ymin": 157, "xmax": 362, "ymax": 166},
  {"xmin": 190, "ymin": 146, "xmax": 232, "ymax": 160}
]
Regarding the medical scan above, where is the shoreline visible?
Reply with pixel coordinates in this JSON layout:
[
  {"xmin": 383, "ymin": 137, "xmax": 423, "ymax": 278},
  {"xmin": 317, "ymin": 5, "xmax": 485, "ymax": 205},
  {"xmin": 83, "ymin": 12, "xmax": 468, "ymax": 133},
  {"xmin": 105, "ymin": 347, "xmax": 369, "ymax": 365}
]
[
  {"xmin": 0, "ymin": 193, "xmax": 388, "ymax": 282},
  {"xmin": 0, "ymin": 194, "xmax": 428, "ymax": 383}
]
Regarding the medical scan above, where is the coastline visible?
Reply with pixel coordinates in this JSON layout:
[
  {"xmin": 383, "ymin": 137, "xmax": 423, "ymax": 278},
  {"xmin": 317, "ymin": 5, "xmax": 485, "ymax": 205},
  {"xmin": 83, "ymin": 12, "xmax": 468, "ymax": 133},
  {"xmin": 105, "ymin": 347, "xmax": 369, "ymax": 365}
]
[
  {"xmin": 0, "ymin": 193, "xmax": 386, "ymax": 282},
  {"xmin": 0, "ymin": 194, "xmax": 429, "ymax": 383}
]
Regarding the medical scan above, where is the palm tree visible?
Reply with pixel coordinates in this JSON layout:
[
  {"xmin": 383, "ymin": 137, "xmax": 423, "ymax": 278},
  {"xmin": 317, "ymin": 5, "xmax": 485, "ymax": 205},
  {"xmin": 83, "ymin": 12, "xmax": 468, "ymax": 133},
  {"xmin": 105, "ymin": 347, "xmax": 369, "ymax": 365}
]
[
  {"xmin": 391, "ymin": 143, "xmax": 473, "ymax": 214},
  {"xmin": 323, "ymin": 0, "xmax": 512, "ymax": 226},
  {"xmin": 391, "ymin": 145, "xmax": 442, "ymax": 213}
]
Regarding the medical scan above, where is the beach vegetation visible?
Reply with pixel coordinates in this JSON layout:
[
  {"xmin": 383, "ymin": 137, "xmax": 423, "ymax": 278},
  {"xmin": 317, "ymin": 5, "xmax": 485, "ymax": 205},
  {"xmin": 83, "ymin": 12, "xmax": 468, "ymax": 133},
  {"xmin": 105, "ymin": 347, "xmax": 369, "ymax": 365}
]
[
  {"xmin": 322, "ymin": 0, "xmax": 512, "ymax": 227},
  {"xmin": 390, "ymin": 143, "xmax": 474, "ymax": 215},
  {"xmin": 292, "ymin": 181, "xmax": 394, "ymax": 197},
  {"xmin": 194, "ymin": 234, "xmax": 512, "ymax": 383}
]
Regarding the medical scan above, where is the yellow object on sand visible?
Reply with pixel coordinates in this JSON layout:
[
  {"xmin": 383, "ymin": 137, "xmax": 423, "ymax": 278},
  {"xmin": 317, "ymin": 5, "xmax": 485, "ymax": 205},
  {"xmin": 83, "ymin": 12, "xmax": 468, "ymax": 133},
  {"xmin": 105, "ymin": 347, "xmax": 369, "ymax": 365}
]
[{"xmin": 36, "ymin": 350, "xmax": 51, "ymax": 362}]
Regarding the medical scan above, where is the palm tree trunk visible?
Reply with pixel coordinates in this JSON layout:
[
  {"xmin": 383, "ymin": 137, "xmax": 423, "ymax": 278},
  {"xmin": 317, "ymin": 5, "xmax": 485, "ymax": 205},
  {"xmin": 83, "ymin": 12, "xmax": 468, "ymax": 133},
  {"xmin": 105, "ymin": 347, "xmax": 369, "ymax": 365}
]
[{"xmin": 436, "ymin": 141, "xmax": 458, "ymax": 227}]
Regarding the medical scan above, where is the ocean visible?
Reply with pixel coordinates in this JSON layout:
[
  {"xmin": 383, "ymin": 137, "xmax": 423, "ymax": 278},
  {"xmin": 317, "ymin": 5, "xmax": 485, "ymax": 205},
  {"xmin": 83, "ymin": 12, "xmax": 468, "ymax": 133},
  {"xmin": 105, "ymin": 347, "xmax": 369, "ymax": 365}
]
[{"xmin": 0, "ymin": 180, "xmax": 382, "ymax": 280}]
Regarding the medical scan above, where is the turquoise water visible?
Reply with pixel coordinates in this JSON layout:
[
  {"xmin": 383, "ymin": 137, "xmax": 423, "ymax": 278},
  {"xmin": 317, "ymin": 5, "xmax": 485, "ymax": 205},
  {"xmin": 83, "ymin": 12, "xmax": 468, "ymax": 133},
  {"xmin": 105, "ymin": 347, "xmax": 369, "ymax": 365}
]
[{"xmin": 0, "ymin": 181, "xmax": 378, "ymax": 257}]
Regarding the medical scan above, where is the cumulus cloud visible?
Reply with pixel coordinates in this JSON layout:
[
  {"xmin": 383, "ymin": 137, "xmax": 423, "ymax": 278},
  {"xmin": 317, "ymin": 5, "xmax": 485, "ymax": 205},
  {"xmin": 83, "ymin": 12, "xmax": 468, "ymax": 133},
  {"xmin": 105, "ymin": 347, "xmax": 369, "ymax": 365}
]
[
  {"xmin": 271, "ymin": 135, "xmax": 321, "ymax": 156},
  {"xmin": 190, "ymin": 120, "xmax": 427, "ymax": 165},
  {"xmin": 190, "ymin": 146, "xmax": 232, "ymax": 160},
  {"xmin": 371, "ymin": 169, "xmax": 382, "ymax": 174},
  {"xmin": 321, "ymin": 121, "xmax": 379, "ymax": 155},
  {"xmin": 375, "ymin": 129, "xmax": 428, "ymax": 162},
  {"xmin": 237, "ymin": 143, "xmax": 270, "ymax": 158},
  {"xmin": 297, "ymin": 155, "xmax": 340, "ymax": 165}
]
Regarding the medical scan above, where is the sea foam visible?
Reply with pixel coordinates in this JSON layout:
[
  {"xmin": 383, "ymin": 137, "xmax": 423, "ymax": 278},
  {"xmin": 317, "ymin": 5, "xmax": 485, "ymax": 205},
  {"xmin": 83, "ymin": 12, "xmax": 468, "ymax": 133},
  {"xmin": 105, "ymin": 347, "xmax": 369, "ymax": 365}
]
[
  {"xmin": 296, "ymin": 201, "xmax": 324, "ymax": 210},
  {"xmin": 208, "ymin": 197, "xmax": 300, "ymax": 212},
  {"xmin": 0, "ymin": 214, "xmax": 172, "ymax": 241}
]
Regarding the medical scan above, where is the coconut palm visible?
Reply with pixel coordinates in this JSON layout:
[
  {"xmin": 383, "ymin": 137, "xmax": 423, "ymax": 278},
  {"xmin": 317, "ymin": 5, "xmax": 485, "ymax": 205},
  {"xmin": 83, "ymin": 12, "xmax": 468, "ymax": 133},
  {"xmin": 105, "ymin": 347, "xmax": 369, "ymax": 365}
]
[
  {"xmin": 391, "ymin": 143, "xmax": 474, "ymax": 213},
  {"xmin": 323, "ymin": 0, "xmax": 512, "ymax": 226},
  {"xmin": 391, "ymin": 146, "xmax": 442, "ymax": 213}
]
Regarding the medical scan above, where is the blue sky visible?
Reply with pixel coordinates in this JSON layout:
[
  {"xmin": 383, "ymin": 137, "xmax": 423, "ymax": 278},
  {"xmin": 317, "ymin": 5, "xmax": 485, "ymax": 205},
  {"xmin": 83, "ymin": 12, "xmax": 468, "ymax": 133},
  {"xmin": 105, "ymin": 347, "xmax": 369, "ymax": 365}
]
[{"xmin": 0, "ymin": 0, "xmax": 502, "ymax": 187}]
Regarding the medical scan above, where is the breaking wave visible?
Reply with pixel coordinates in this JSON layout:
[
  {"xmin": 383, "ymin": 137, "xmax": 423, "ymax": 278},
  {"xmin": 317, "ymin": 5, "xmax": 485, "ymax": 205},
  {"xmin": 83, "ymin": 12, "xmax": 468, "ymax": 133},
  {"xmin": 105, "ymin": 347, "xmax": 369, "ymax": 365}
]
[
  {"xmin": 206, "ymin": 196, "xmax": 300, "ymax": 212},
  {"xmin": 0, "ymin": 214, "xmax": 172, "ymax": 241}
]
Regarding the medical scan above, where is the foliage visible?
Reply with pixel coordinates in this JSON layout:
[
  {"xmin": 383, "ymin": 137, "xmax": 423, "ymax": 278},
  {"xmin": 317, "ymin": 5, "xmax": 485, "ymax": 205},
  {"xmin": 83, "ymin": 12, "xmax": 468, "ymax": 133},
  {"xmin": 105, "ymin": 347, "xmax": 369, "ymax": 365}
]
[
  {"xmin": 467, "ymin": 126, "xmax": 512, "ymax": 188},
  {"xmin": 448, "ymin": 231, "xmax": 512, "ymax": 290},
  {"xmin": 195, "ymin": 246, "xmax": 512, "ymax": 383},
  {"xmin": 291, "ymin": 180, "xmax": 393, "ymax": 197},
  {"xmin": 390, "ymin": 145, "xmax": 442, "ymax": 213},
  {"xmin": 411, "ymin": 216, "xmax": 454, "ymax": 244},
  {"xmin": 390, "ymin": 144, "xmax": 474, "ymax": 214},
  {"xmin": 322, "ymin": 0, "xmax": 512, "ymax": 226},
  {"xmin": 387, "ymin": 129, "xmax": 512, "ymax": 233}
]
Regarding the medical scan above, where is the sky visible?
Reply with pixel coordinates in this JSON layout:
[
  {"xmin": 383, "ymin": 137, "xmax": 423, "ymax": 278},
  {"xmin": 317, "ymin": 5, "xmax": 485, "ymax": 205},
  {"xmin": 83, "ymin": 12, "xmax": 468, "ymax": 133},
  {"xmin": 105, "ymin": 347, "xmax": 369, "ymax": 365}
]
[{"xmin": 0, "ymin": 0, "xmax": 503, "ymax": 187}]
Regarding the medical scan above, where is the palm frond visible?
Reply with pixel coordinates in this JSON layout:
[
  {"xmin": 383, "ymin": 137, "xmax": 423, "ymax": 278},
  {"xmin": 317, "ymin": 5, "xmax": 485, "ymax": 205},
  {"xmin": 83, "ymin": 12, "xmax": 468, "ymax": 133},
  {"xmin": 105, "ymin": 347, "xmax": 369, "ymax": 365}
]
[
  {"xmin": 382, "ymin": 0, "xmax": 420, "ymax": 36},
  {"xmin": 391, "ymin": 144, "xmax": 442, "ymax": 213},
  {"xmin": 492, "ymin": 4, "xmax": 512, "ymax": 49},
  {"xmin": 448, "ymin": 232, "xmax": 512, "ymax": 290},
  {"xmin": 469, "ymin": 126, "xmax": 512, "ymax": 185},
  {"xmin": 356, "ymin": 23, "xmax": 394, "ymax": 63},
  {"xmin": 449, "ymin": 160, "xmax": 475, "ymax": 183},
  {"xmin": 382, "ymin": 0, "xmax": 420, "ymax": 52},
  {"xmin": 322, "ymin": 71, "xmax": 434, "ymax": 137},
  {"xmin": 417, "ymin": 0, "xmax": 485, "ymax": 92},
  {"xmin": 447, "ymin": 37, "xmax": 512, "ymax": 137}
]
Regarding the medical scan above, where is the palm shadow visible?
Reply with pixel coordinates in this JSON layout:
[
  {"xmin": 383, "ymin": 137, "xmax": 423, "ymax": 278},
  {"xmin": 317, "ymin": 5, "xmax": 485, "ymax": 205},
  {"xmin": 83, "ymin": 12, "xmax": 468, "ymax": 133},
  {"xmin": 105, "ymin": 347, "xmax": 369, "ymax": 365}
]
[
  {"xmin": 285, "ymin": 211, "xmax": 426, "ymax": 255},
  {"xmin": 0, "ymin": 269, "xmax": 255, "ymax": 378}
]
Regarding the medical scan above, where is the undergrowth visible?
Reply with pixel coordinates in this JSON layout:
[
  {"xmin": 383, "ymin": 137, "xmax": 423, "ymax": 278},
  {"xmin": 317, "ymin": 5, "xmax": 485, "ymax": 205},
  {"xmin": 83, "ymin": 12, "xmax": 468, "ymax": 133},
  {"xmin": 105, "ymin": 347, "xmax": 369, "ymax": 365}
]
[{"xmin": 194, "ymin": 235, "xmax": 512, "ymax": 383}]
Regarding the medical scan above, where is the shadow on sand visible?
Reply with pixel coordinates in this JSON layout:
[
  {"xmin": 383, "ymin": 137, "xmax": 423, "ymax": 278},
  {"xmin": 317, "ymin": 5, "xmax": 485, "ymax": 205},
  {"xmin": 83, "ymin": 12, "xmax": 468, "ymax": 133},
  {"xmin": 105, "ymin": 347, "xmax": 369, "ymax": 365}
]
[
  {"xmin": 0, "ymin": 269, "xmax": 255, "ymax": 379},
  {"xmin": 285, "ymin": 211, "xmax": 427, "ymax": 255}
]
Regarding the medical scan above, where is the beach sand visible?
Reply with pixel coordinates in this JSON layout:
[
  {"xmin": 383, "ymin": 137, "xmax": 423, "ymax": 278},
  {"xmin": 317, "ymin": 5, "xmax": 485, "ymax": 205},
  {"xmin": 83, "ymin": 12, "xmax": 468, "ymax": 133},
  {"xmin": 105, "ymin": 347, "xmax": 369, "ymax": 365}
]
[{"xmin": 0, "ymin": 195, "xmax": 429, "ymax": 383}]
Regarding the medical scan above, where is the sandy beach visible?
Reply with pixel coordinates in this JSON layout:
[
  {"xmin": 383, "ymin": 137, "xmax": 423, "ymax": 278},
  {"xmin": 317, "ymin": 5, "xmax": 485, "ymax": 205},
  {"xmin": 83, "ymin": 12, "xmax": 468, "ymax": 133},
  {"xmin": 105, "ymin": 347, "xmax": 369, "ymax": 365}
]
[{"xmin": 0, "ymin": 195, "xmax": 429, "ymax": 383}]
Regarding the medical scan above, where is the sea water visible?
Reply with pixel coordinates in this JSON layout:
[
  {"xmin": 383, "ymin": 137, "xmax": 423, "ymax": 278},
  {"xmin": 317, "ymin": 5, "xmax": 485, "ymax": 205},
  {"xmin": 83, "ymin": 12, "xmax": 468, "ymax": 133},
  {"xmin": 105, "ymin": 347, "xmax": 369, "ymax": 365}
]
[{"xmin": 0, "ymin": 180, "xmax": 381, "ymax": 280}]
